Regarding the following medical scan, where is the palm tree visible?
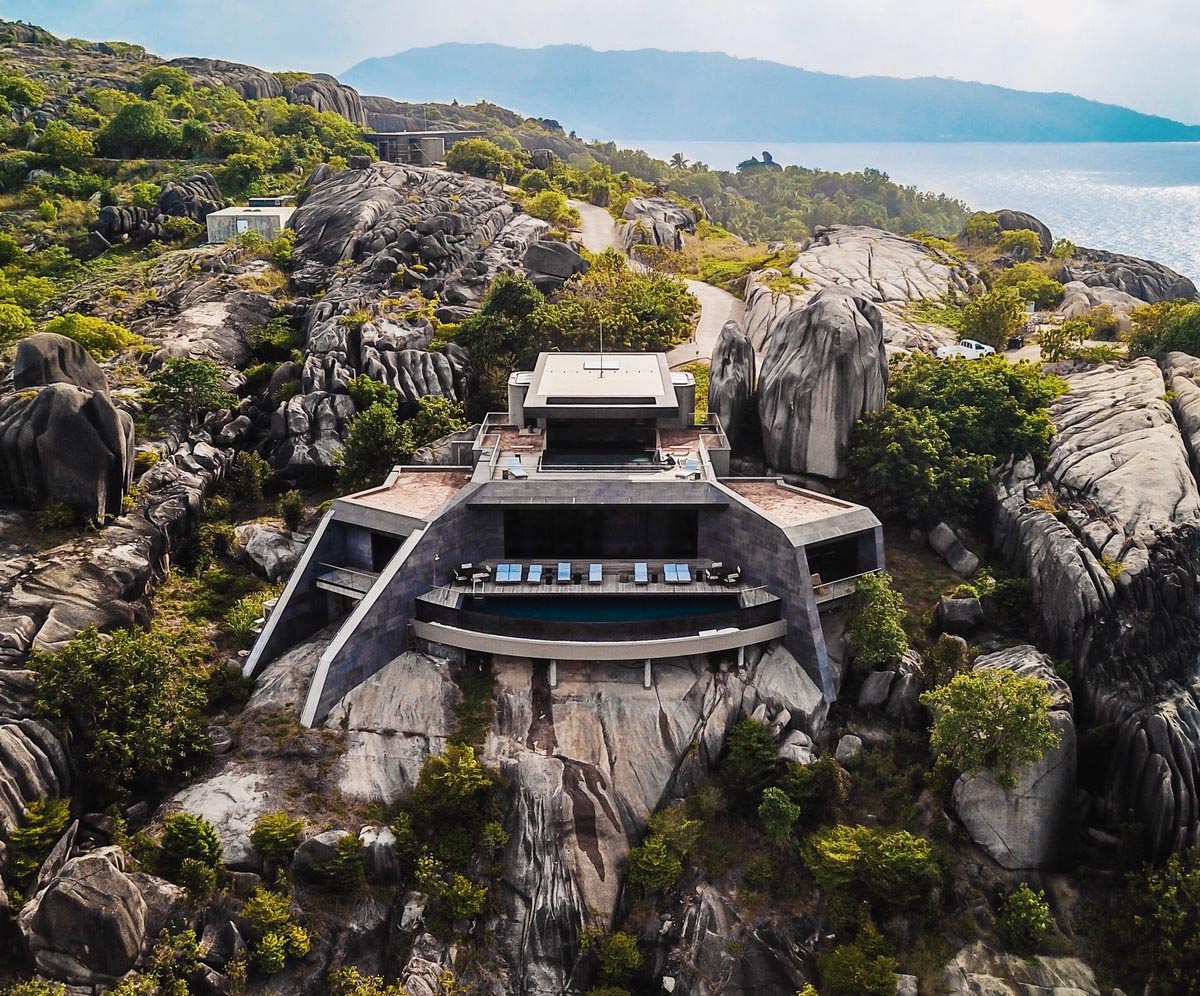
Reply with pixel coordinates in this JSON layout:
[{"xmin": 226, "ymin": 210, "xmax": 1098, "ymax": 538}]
[{"xmin": 669, "ymin": 152, "xmax": 689, "ymax": 171}]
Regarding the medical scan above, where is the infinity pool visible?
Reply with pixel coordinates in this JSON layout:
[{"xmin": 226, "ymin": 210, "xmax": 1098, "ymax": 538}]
[{"xmin": 467, "ymin": 595, "xmax": 739, "ymax": 623}]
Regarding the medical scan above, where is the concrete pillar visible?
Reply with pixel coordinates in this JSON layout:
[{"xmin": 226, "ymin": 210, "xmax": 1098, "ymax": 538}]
[
  {"xmin": 644, "ymin": 659, "xmax": 653, "ymax": 689},
  {"xmin": 737, "ymin": 645, "xmax": 745, "ymax": 670},
  {"xmin": 549, "ymin": 660, "xmax": 557, "ymax": 688}
]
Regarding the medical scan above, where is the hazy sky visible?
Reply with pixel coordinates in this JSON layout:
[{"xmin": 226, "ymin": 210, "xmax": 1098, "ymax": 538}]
[{"xmin": 5, "ymin": 0, "xmax": 1199, "ymax": 125}]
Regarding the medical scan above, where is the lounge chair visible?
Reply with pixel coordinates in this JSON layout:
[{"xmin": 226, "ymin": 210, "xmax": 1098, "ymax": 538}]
[
  {"xmin": 497, "ymin": 563, "xmax": 522, "ymax": 584},
  {"xmin": 527, "ymin": 564, "xmax": 543, "ymax": 584},
  {"xmin": 557, "ymin": 562, "xmax": 571, "ymax": 584},
  {"xmin": 634, "ymin": 562, "xmax": 649, "ymax": 585},
  {"xmin": 453, "ymin": 563, "xmax": 474, "ymax": 584},
  {"xmin": 722, "ymin": 565, "xmax": 742, "ymax": 586},
  {"xmin": 507, "ymin": 455, "xmax": 528, "ymax": 480},
  {"xmin": 674, "ymin": 457, "xmax": 701, "ymax": 479},
  {"xmin": 470, "ymin": 565, "xmax": 491, "ymax": 583},
  {"xmin": 589, "ymin": 563, "xmax": 602, "ymax": 584},
  {"xmin": 676, "ymin": 563, "xmax": 692, "ymax": 584},
  {"xmin": 664, "ymin": 563, "xmax": 680, "ymax": 584}
]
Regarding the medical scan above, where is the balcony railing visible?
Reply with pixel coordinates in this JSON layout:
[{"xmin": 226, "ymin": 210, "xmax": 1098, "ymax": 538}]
[{"xmin": 813, "ymin": 570, "xmax": 880, "ymax": 605}]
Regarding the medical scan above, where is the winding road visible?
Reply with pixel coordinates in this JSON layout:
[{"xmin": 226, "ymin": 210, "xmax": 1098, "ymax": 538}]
[{"xmin": 569, "ymin": 200, "xmax": 744, "ymax": 368}]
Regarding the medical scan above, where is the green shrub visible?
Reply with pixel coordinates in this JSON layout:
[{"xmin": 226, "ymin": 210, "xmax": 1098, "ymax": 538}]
[
  {"xmin": 803, "ymin": 824, "xmax": 941, "ymax": 926},
  {"xmin": 1039, "ymin": 317, "xmax": 1089, "ymax": 361},
  {"xmin": 177, "ymin": 856, "xmax": 218, "ymax": 901},
  {"xmin": 408, "ymin": 395, "xmax": 469, "ymax": 449},
  {"xmin": 347, "ymin": 374, "xmax": 399, "ymax": 412},
  {"xmin": 444, "ymin": 137, "xmax": 525, "ymax": 179},
  {"xmin": 846, "ymin": 572, "xmax": 908, "ymax": 671},
  {"xmin": 8, "ymin": 797, "xmax": 71, "ymax": 883},
  {"xmin": 1, "ymin": 983, "xmax": 69, "ymax": 996},
  {"xmin": 226, "ymin": 451, "xmax": 271, "ymax": 501},
  {"xmin": 241, "ymin": 886, "xmax": 310, "ymax": 974},
  {"xmin": 29, "ymin": 626, "xmax": 209, "ymax": 805},
  {"xmin": 442, "ymin": 872, "xmax": 487, "ymax": 919},
  {"xmin": 224, "ymin": 591, "xmax": 272, "ymax": 648},
  {"xmin": 329, "ymin": 967, "xmax": 407, "ymax": 996},
  {"xmin": 252, "ymin": 316, "xmax": 302, "ymax": 359},
  {"xmin": 962, "ymin": 212, "xmax": 1000, "ymax": 245},
  {"xmin": 0, "ymin": 301, "xmax": 36, "ymax": 346},
  {"xmin": 148, "ymin": 357, "xmax": 236, "ymax": 429},
  {"xmin": 778, "ymin": 756, "xmax": 846, "ymax": 828},
  {"xmin": 743, "ymin": 852, "xmax": 774, "ymax": 890},
  {"xmin": 140, "ymin": 65, "xmax": 193, "ymax": 98},
  {"xmin": 962, "ymin": 286, "xmax": 1026, "ymax": 349},
  {"xmin": 43, "ymin": 312, "xmax": 143, "ymax": 357},
  {"xmin": 1080, "ymin": 304, "xmax": 1121, "ymax": 340},
  {"xmin": 159, "ymin": 811, "xmax": 222, "ymax": 879},
  {"xmin": 337, "ymin": 402, "xmax": 413, "ymax": 492},
  {"xmin": 315, "ymin": 833, "xmax": 366, "ymax": 892},
  {"xmin": 923, "ymin": 633, "xmax": 969, "ymax": 689},
  {"xmin": 519, "ymin": 169, "xmax": 553, "ymax": 193},
  {"xmin": 36, "ymin": 120, "xmax": 94, "ymax": 167},
  {"xmin": 279, "ymin": 490, "xmax": 304, "ymax": 532},
  {"xmin": 206, "ymin": 663, "xmax": 256, "ymax": 712},
  {"xmin": 35, "ymin": 500, "xmax": 77, "ymax": 530},
  {"xmin": 993, "ymin": 263, "xmax": 1064, "ymax": 309},
  {"xmin": 921, "ymin": 669, "xmax": 1062, "ymax": 788},
  {"xmin": 758, "ymin": 787, "xmax": 801, "ymax": 845},
  {"xmin": 625, "ymin": 834, "xmax": 682, "ymax": 893},
  {"xmin": 998, "ymin": 229, "xmax": 1043, "ymax": 257},
  {"xmin": 583, "ymin": 930, "xmax": 643, "ymax": 985},
  {"xmin": 1051, "ymin": 238, "xmax": 1077, "ymax": 259},
  {"xmin": 997, "ymin": 883, "xmax": 1052, "ymax": 954},
  {"xmin": 1127, "ymin": 300, "xmax": 1200, "ymax": 358},
  {"xmin": 719, "ymin": 718, "xmax": 780, "ymax": 814},
  {"xmin": 817, "ymin": 919, "xmax": 898, "ymax": 996},
  {"xmin": 523, "ymin": 189, "xmax": 581, "ymax": 229}
]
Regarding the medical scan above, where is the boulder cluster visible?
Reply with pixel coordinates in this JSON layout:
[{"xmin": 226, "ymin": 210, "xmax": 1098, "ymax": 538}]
[{"xmin": 89, "ymin": 172, "xmax": 225, "ymax": 253}]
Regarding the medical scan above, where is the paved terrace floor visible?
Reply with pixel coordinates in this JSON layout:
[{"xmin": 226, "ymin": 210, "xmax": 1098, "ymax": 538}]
[
  {"xmin": 342, "ymin": 468, "xmax": 473, "ymax": 519},
  {"xmin": 722, "ymin": 480, "xmax": 856, "ymax": 526}
]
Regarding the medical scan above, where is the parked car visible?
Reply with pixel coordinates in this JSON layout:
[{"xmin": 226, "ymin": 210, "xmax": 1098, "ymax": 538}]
[
  {"xmin": 1006, "ymin": 332, "xmax": 1026, "ymax": 350},
  {"xmin": 936, "ymin": 338, "xmax": 996, "ymax": 360}
]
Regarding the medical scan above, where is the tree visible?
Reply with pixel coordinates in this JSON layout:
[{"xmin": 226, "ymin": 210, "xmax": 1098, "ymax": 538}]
[
  {"xmin": 454, "ymin": 273, "xmax": 550, "ymax": 385},
  {"xmin": 1126, "ymin": 300, "xmax": 1200, "ymax": 358},
  {"xmin": 962, "ymin": 287, "xmax": 1026, "ymax": 349},
  {"xmin": 624, "ymin": 834, "xmax": 681, "ymax": 892},
  {"xmin": 997, "ymin": 883, "xmax": 1052, "ymax": 954},
  {"xmin": 719, "ymin": 718, "xmax": 781, "ymax": 814},
  {"xmin": 407, "ymin": 395, "xmax": 469, "ymax": 449},
  {"xmin": 962, "ymin": 212, "xmax": 1000, "ymax": 245},
  {"xmin": 998, "ymin": 229, "xmax": 1043, "ymax": 258},
  {"xmin": 523, "ymin": 189, "xmax": 581, "ymax": 229},
  {"xmin": 669, "ymin": 152, "xmax": 690, "ymax": 171},
  {"xmin": 759, "ymin": 786, "xmax": 802, "ymax": 845},
  {"xmin": 97, "ymin": 99, "xmax": 181, "ymax": 157},
  {"xmin": 444, "ymin": 137, "xmax": 525, "ymax": 179},
  {"xmin": 147, "ymin": 357, "xmax": 236, "ymax": 430},
  {"xmin": 29, "ymin": 626, "xmax": 210, "ymax": 804},
  {"xmin": 993, "ymin": 262, "xmax": 1064, "ymax": 309},
  {"xmin": 921, "ymin": 669, "xmax": 1062, "ymax": 788},
  {"xmin": 140, "ymin": 65, "xmax": 193, "ymax": 98},
  {"xmin": 35, "ymin": 120, "xmax": 94, "ymax": 167},
  {"xmin": 0, "ymin": 302, "xmax": 35, "ymax": 346},
  {"xmin": 1122, "ymin": 847, "xmax": 1200, "ymax": 993},
  {"xmin": 337, "ymin": 402, "xmax": 414, "ymax": 492},
  {"xmin": 1038, "ymin": 317, "xmax": 1089, "ymax": 362},
  {"xmin": 159, "ymin": 811, "xmax": 223, "ymax": 879},
  {"xmin": 846, "ymin": 572, "xmax": 909, "ymax": 671}
]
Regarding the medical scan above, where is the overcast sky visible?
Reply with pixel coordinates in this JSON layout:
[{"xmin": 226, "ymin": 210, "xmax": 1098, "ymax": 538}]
[{"xmin": 5, "ymin": 0, "xmax": 1199, "ymax": 125}]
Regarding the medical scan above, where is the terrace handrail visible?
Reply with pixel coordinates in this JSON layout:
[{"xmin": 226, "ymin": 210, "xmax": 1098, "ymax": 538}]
[
  {"xmin": 318, "ymin": 563, "xmax": 380, "ymax": 581},
  {"xmin": 813, "ymin": 569, "xmax": 881, "ymax": 603}
]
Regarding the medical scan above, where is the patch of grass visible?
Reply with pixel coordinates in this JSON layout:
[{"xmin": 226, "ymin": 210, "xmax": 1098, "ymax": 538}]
[
  {"xmin": 681, "ymin": 360, "xmax": 709, "ymax": 420},
  {"xmin": 904, "ymin": 298, "xmax": 965, "ymax": 332},
  {"xmin": 881, "ymin": 526, "xmax": 963, "ymax": 647},
  {"xmin": 449, "ymin": 657, "xmax": 496, "ymax": 749}
]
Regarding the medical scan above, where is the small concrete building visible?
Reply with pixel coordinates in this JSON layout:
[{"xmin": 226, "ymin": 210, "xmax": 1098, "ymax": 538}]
[{"xmin": 206, "ymin": 205, "xmax": 295, "ymax": 243}]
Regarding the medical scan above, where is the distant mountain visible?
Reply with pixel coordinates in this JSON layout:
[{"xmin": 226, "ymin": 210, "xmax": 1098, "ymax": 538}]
[{"xmin": 343, "ymin": 44, "xmax": 1200, "ymax": 143}]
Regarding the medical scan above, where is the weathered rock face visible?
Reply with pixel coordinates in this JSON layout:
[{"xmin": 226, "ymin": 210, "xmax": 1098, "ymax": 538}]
[
  {"xmin": 1057, "ymin": 280, "xmax": 1142, "ymax": 330},
  {"xmin": 13, "ymin": 332, "xmax": 108, "ymax": 394},
  {"xmin": 756, "ymin": 286, "xmax": 888, "ymax": 479},
  {"xmin": 990, "ymin": 208, "xmax": 1054, "ymax": 253},
  {"xmin": 616, "ymin": 197, "xmax": 696, "ymax": 251},
  {"xmin": 485, "ymin": 645, "xmax": 823, "ymax": 996},
  {"xmin": 275, "ymin": 163, "xmax": 543, "ymax": 473},
  {"xmin": 744, "ymin": 226, "xmax": 980, "ymax": 354},
  {"xmin": 325, "ymin": 652, "xmax": 462, "ymax": 803},
  {"xmin": 0, "ymin": 381, "xmax": 134, "ymax": 520},
  {"xmin": 169, "ymin": 56, "xmax": 284, "ymax": 99},
  {"xmin": 236, "ymin": 523, "xmax": 306, "ymax": 581},
  {"xmin": 19, "ymin": 847, "xmax": 147, "ymax": 985},
  {"xmin": 288, "ymin": 73, "xmax": 368, "ymax": 125},
  {"xmin": 941, "ymin": 942, "xmax": 1100, "ymax": 996},
  {"xmin": 951, "ymin": 646, "xmax": 1076, "ymax": 869},
  {"xmin": 90, "ymin": 172, "xmax": 226, "ymax": 250},
  {"xmin": 0, "ymin": 669, "xmax": 71, "ymax": 835},
  {"xmin": 707, "ymin": 320, "xmax": 757, "ymax": 452},
  {"xmin": 1062, "ymin": 246, "xmax": 1198, "ymax": 303},
  {"xmin": 523, "ymin": 239, "xmax": 589, "ymax": 292},
  {"xmin": 1167, "ymin": 351, "xmax": 1200, "ymax": 479},
  {"xmin": 992, "ymin": 359, "xmax": 1200, "ymax": 857}
]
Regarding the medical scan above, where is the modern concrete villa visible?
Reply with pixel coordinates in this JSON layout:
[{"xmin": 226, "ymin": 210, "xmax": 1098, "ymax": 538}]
[{"xmin": 246, "ymin": 352, "xmax": 884, "ymax": 727}]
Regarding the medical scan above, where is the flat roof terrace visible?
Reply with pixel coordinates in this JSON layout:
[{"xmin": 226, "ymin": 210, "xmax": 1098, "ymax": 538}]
[
  {"xmin": 522, "ymin": 352, "xmax": 678, "ymax": 415},
  {"xmin": 337, "ymin": 467, "xmax": 472, "ymax": 528},
  {"xmin": 722, "ymin": 480, "xmax": 858, "ymax": 527}
]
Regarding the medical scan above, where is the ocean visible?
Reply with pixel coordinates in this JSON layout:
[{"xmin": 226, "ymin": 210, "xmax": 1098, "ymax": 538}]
[{"xmin": 617, "ymin": 140, "xmax": 1200, "ymax": 283}]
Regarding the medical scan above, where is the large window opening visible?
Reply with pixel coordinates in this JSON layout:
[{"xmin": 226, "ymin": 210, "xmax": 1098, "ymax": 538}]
[
  {"xmin": 370, "ymin": 532, "xmax": 405, "ymax": 572},
  {"xmin": 504, "ymin": 506, "xmax": 699, "ymax": 559},
  {"xmin": 805, "ymin": 536, "xmax": 862, "ymax": 586},
  {"xmin": 543, "ymin": 418, "xmax": 657, "ymax": 466}
]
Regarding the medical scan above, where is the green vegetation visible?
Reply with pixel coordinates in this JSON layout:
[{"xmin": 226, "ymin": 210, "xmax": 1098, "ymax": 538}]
[
  {"xmin": 1039, "ymin": 317, "xmax": 1090, "ymax": 362},
  {"xmin": 625, "ymin": 806, "xmax": 701, "ymax": 893},
  {"xmin": 147, "ymin": 357, "xmax": 237, "ymax": 430},
  {"xmin": 1126, "ymin": 300, "xmax": 1200, "ymax": 357},
  {"xmin": 997, "ymin": 883, "xmax": 1052, "ymax": 954},
  {"xmin": 992, "ymin": 262, "xmax": 1064, "ymax": 309},
  {"xmin": 29, "ymin": 625, "xmax": 209, "ymax": 806},
  {"xmin": 0, "ymin": 300, "xmax": 35, "ymax": 345},
  {"xmin": 42, "ymin": 312, "xmax": 143, "ymax": 356},
  {"xmin": 817, "ymin": 918, "xmax": 900, "ymax": 996},
  {"xmin": 158, "ymin": 811, "xmax": 222, "ymax": 881},
  {"xmin": 961, "ymin": 287, "xmax": 1026, "ymax": 349},
  {"xmin": 338, "ymin": 402, "xmax": 412, "ymax": 491},
  {"xmin": 846, "ymin": 572, "xmax": 909, "ymax": 671},
  {"xmin": 921, "ymin": 669, "xmax": 1062, "ymax": 788},
  {"xmin": 225, "ymin": 451, "xmax": 271, "ymax": 501},
  {"xmin": 444, "ymin": 137, "xmax": 526, "ymax": 179},
  {"xmin": 847, "ymin": 353, "xmax": 1066, "ymax": 524},
  {"xmin": 998, "ymin": 229, "xmax": 1043, "ymax": 257},
  {"xmin": 7, "ymin": 797, "xmax": 71, "ymax": 884},
  {"xmin": 719, "ymin": 718, "xmax": 782, "ymax": 814},
  {"xmin": 329, "ymin": 967, "xmax": 408, "ymax": 996},
  {"xmin": 250, "ymin": 811, "xmax": 305, "ymax": 866},
  {"xmin": 522, "ymin": 189, "xmax": 581, "ymax": 229},
  {"xmin": 240, "ymin": 886, "xmax": 311, "ymax": 974}
]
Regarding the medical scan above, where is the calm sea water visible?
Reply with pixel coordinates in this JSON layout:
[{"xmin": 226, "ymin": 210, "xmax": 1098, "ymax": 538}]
[{"xmin": 619, "ymin": 140, "xmax": 1200, "ymax": 282}]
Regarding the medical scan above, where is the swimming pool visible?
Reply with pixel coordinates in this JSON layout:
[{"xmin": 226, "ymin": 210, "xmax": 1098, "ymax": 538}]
[{"xmin": 467, "ymin": 594, "xmax": 740, "ymax": 623}]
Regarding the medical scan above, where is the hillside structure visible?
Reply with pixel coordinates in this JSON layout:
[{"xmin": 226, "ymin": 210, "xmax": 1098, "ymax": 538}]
[{"xmin": 247, "ymin": 352, "xmax": 884, "ymax": 726}]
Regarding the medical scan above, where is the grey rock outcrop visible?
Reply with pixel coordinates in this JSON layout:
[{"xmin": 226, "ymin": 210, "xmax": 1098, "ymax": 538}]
[
  {"xmin": 288, "ymin": 73, "xmax": 368, "ymax": 125},
  {"xmin": 928, "ymin": 522, "xmax": 981, "ymax": 578},
  {"xmin": 236, "ymin": 523, "xmax": 306, "ymax": 581},
  {"xmin": 0, "ymin": 670, "xmax": 71, "ymax": 835},
  {"xmin": 951, "ymin": 646, "xmax": 1076, "ymax": 869},
  {"xmin": 707, "ymin": 320, "xmax": 757, "ymax": 451},
  {"xmin": 0, "ymin": 381, "xmax": 134, "ymax": 520},
  {"xmin": 743, "ymin": 225, "xmax": 980, "ymax": 354},
  {"xmin": 523, "ymin": 239, "xmax": 589, "ymax": 291},
  {"xmin": 1166, "ymin": 351, "xmax": 1200, "ymax": 479},
  {"xmin": 19, "ymin": 847, "xmax": 147, "ymax": 985},
  {"xmin": 990, "ymin": 209, "xmax": 1054, "ymax": 253},
  {"xmin": 1057, "ymin": 280, "xmax": 1142, "ymax": 330},
  {"xmin": 276, "ymin": 163, "xmax": 541, "ymax": 472},
  {"xmin": 616, "ymin": 197, "xmax": 696, "ymax": 251},
  {"xmin": 757, "ymin": 286, "xmax": 888, "ymax": 478},
  {"xmin": 941, "ymin": 942, "xmax": 1099, "ymax": 996},
  {"xmin": 13, "ymin": 332, "xmax": 108, "ymax": 394},
  {"xmin": 1061, "ymin": 246, "xmax": 1198, "ymax": 303},
  {"xmin": 90, "ymin": 172, "xmax": 226, "ymax": 250},
  {"xmin": 169, "ymin": 59, "xmax": 368, "ymax": 124}
]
